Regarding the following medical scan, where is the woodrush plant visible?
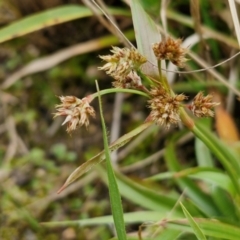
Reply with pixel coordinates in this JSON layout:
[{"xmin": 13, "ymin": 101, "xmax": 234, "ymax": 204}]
[
  {"xmin": 1, "ymin": 1, "xmax": 240, "ymax": 239},
  {"xmin": 52, "ymin": 14, "xmax": 228, "ymax": 240},
  {"xmin": 50, "ymin": 1, "xmax": 240, "ymax": 239},
  {"xmin": 54, "ymin": 41, "xmax": 218, "ymax": 132}
]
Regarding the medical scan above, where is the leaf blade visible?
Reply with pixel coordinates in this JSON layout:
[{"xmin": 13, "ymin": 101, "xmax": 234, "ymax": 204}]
[
  {"xmin": 0, "ymin": 5, "xmax": 130, "ymax": 44},
  {"xmin": 57, "ymin": 121, "xmax": 152, "ymax": 193},
  {"xmin": 96, "ymin": 81, "xmax": 127, "ymax": 240},
  {"xmin": 180, "ymin": 203, "xmax": 207, "ymax": 240}
]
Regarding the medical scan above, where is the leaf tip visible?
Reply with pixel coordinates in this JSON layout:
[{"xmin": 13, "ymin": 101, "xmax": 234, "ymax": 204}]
[{"xmin": 57, "ymin": 184, "xmax": 66, "ymax": 194}]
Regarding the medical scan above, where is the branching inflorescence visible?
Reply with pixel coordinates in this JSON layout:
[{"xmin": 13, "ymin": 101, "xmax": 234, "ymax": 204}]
[{"xmin": 54, "ymin": 37, "xmax": 219, "ymax": 133}]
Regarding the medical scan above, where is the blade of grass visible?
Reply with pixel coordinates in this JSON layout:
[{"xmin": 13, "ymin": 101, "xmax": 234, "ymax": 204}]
[
  {"xmin": 41, "ymin": 211, "xmax": 166, "ymax": 228},
  {"xmin": 0, "ymin": 5, "xmax": 130, "ymax": 44},
  {"xmin": 193, "ymin": 121, "xmax": 240, "ymax": 194},
  {"xmin": 168, "ymin": 218, "xmax": 240, "ymax": 239},
  {"xmin": 180, "ymin": 202, "xmax": 207, "ymax": 240},
  {"xmin": 180, "ymin": 109, "xmax": 240, "ymax": 195},
  {"xmin": 146, "ymin": 167, "xmax": 235, "ymax": 196},
  {"xmin": 130, "ymin": 0, "xmax": 163, "ymax": 78},
  {"xmin": 57, "ymin": 121, "xmax": 152, "ymax": 193},
  {"xmin": 195, "ymin": 136, "xmax": 214, "ymax": 167},
  {"xmin": 97, "ymin": 165, "xmax": 183, "ymax": 216},
  {"xmin": 96, "ymin": 80, "xmax": 127, "ymax": 240},
  {"xmin": 211, "ymin": 186, "xmax": 240, "ymax": 222},
  {"xmin": 165, "ymin": 131, "xmax": 221, "ymax": 217}
]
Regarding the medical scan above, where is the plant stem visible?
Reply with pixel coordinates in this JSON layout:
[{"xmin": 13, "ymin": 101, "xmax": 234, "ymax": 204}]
[{"xmin": 90, "ymin": 88, "xmax": 149, "ymax": 100}]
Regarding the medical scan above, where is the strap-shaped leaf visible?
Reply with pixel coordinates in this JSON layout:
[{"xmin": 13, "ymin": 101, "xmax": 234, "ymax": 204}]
[
  {"xmin": 130, "ymin": 1, "xmax": 164, "ymax": 78},
  {"xmin": 180, "ymin": 203, "xmax": 207, "ymax": 240},
  {"xmin": 57, "ymin": 121, "xmax": 153, "ymax": 193},
  {"xmin": 0, "ymin": 5, "xmax": 129, "ymax": 44}
]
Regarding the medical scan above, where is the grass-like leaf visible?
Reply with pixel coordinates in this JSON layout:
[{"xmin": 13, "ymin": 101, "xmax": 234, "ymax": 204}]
[
  {"xmin": 168, "ymin": 218, "xmax": 240, "ymax": 239},
  {"xmin": 194, "ymin": 122, "xmax": 240, "ymax": 194},
  {"xmin": 96, "ymin": 81, "xmax": 127, "ymax": 240},
  {"xmin": 195, "ymin": 136, "xmax": 214, "ymax": 167},
  {"xmin": 41, "ymin": 211, "xmax": 166, "ymax": 228},
  {"xmin": 97, "ymin": 165, "xmax": 183, "ymax": 216},
  {"xmin": 130, "ymin": 0, "xmax": 162, "ymax": 78},
  {"xmin": 180, "ymin": 202, "xmax": 207, "ymax": 240},
  {"xmin": 0, "ymin": 5, "xmax": 129, "ymax": 44},
  {"xmin": 57, "ymin": 121, "xmax": 152, "ymax": 193},
  {"xmin": 164, "ymin": 131, "xmax": 221, "ymax": 217},
  {"xmin": 211, "ymin": 186, "xmax": 240, "ymax": 221},
  {"xmin": 147, "ymin": 167, "xmax": 235, "ymax": 196}
]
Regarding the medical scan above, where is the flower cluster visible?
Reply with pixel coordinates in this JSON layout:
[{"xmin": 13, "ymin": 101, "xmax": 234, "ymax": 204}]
[
  {"xmin": 54, "ymin": 96, "xmax": 95, "ymax": 133},
  {"xmin": 148, "ymin": 86, "xmax": 187, "ymax": 128},
  {"xmin": 153, "ymin": 38, "xmax": 188, "ymax": 67},
  {"xmin": 54, "ymin": 44, "xmax": 219, "ymax": 133},
  {"xmin": 189, "ymin": 92, "xmax": 219, "ymax": 117},
  {"xmin": 99, "ymin": 46, "xmax": 146, "ymax": 86},
  {"xmin": 112, "ymin": 70, "xmax": 142, "ymax": 89}
]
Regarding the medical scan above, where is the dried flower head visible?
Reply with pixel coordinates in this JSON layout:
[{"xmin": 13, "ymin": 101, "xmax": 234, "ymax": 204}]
[
  {"xmin": 189, "ymin": 92, "xmax": 220, "ymax": 117},
  {"xmin": 54, "ymin": 96, "xmax": 95, "ymax": 133},
  {"xmin": 152, "ymin": 38, "xmax": 188, "ymax": 67},
  {"xmin": 148, "ymin": 86, "xmax": 187, "ymax": 128},
  {"xmin": 112, "ymin": 71, "xmax": 142, "ymax": 88},
  {"xmin": 99, "ymin": 46, "xmax": 147, "ymax": 80}
]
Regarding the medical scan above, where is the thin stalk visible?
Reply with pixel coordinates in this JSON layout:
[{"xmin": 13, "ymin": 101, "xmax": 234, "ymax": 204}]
[
  {"xmin": 179, "ymin": 108, "xmax": 240, "ymax": 194},
  {"xmin": 96, "ymin": 81, "xmax": 127, "ymax": 240},
  {"xmin": 91, "ymin": 88, "xmax": 149, "ymax": 100}
]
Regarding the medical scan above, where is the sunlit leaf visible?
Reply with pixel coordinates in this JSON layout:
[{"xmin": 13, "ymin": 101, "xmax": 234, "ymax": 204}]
[{"xmin": 130, "ymin": 1, "xmax": 163, "ymax": 78}]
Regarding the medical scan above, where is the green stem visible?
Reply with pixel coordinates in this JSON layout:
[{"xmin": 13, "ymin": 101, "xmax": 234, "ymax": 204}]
[
  {"xmin": 157, "ymin": 60, "xmax": 162, "ymax": 80},
  {"xmin": 179, "ymin": 108, "xmax": 240, "ymax": 194},
  {"xmin": 90, "ymin": 88, "xmax": 149, "ymax": 100},
  {"xmin": 158, "ymin": 60, "xmax": 171, "ymax": 93}
]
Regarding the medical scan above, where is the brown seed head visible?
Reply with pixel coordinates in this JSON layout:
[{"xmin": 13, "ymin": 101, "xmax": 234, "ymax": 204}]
[
  {"xmin": 189, "ymin": 92, "xmax": 220, "ymax": 117},
  {"xmin": 99, "ymin": 46, "xmax": 147, "ymax": 80},
  {"xmin": 112, "ymin": 71, "xmax": 142, "ymax": 89},
  {"xmin": 152, "ymin": 38, "xmax": 188, "ymax": 68},
  {"xmin": 54, "ymin": 96, "xmax": 95, "ymax": 133},
  {"xmin": 148, "ymin": 86, "xmax": 187, "ymax": 128}
]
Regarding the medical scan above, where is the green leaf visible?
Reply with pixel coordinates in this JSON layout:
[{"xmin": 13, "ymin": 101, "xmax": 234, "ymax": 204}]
[
  {"xmin": 96, "ymin": 81, "xmax": 127, "ymax": 240},
  {"xmin": 146, "ymin": 167, "xmax": 235, "ymax": 196},
  {"xmin": 180, "ymin": 203, "xmax": 207, "ymax": 240},
  {"xmin": 57, "ymin": 121, "xmax": 152, "ymax": 193},
  {"xmin": 195, "ymin": 137, "xmax": 214, "ymax": 167},
  {"xmin": 184, "ymin": 168, "xmax": 235, "ymax": 196},
  {"xmin": 41, "ymin": 211, "xmax": 166, "ymax": 227},
  {"xmin": 211, "ymin": 186, "xmax": 240, "ymax": 222},
  {"xmin": 194, "ymin": 122, "xmax": 240, "ymax": 194},
  {"xmin": 0, "ymin": 5, "xmax": 130, "ymax": 44},
  {"xmin": 168, "ymin": 218, "xmax": 240, "ymax": 239},
  {"xmin": 130, "ymin": 0, "xmax": 163, "ymax": 78},
  {"xmin": 164, "ymin": 131, "xmax": 221, "ymax": 217},
  {"xmin": 97, "ymin": 166, "xmax": 183, "ymax": 216}
]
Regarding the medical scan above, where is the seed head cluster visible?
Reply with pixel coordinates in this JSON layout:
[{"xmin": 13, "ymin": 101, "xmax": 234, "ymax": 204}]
[
  {"xmin": 99, "ymin": 46, "xmax": 146, "ymax": 82},
  {"xmin": 148, "ymin": 86, "xmax": 187, "ymax": 128},
  {"xmin": 112, "ymin": 70, "xmax": 142, "ymax": 89},
  {"xmin": 54, "ymin": 96, "xmax": 95, "ymax": 133},
  {"xmin": 153, "ymin": 38, "xmax": 188, "ymax": 68},
  {"xmin": 189, "ymin": 92, "xmax": 219, "ymax": 117}
]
